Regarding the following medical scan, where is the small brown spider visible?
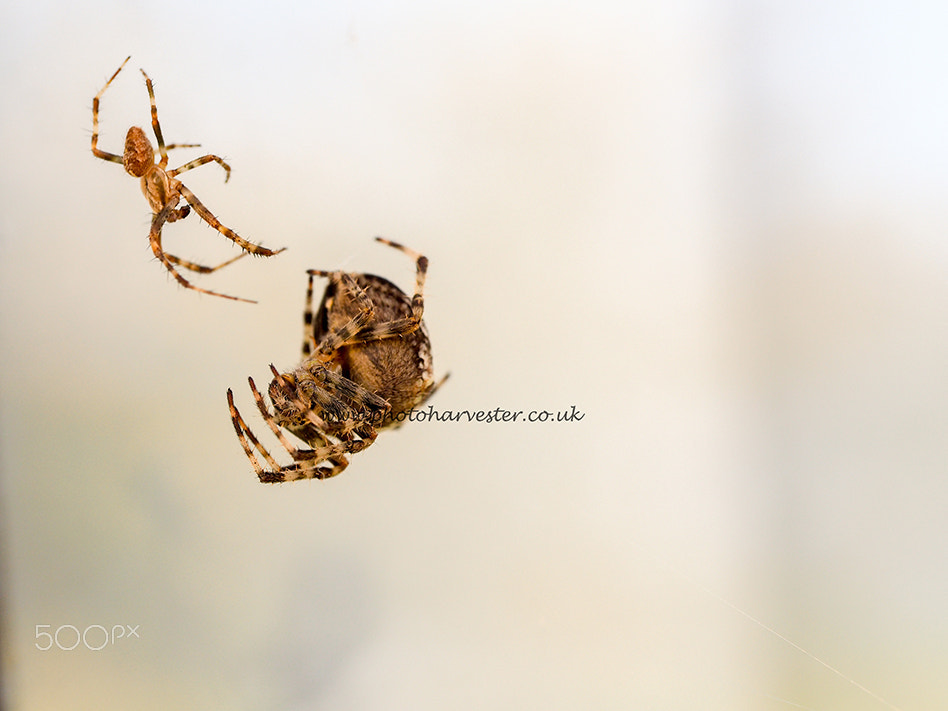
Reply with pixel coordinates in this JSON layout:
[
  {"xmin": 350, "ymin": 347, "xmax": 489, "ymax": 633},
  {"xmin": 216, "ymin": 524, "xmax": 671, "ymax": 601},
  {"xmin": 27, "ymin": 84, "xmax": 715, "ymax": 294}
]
[
  {"xmin": 91, "ymin": 56, "xmax": 284, "ymax": 302},
  {"xmin": 227, "ymin": 238, "xmax": 448, "ymax": 483}
]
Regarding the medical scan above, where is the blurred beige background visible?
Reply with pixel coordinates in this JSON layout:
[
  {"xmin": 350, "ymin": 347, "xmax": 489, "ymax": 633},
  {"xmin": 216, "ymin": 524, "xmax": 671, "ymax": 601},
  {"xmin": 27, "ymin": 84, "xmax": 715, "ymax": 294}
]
[{"xmin": 1, "ymin": 1, "xmax": 947, "ymax": 709}]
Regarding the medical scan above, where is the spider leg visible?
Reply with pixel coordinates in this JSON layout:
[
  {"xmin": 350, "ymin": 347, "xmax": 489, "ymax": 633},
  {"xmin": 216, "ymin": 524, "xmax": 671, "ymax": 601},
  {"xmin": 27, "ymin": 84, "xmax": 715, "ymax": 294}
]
[
  {"xmin": 348, "ymin": 314, "xmax": 421, "ymax": 342},
  {"xmin": 164, "ymin": 250, "xmax": 249, "ymax": 274},
  {"xmin": 139, "ymin": 68, "xmax": 172, "ymax": 169},
  {"xmin": 91, "ymin": 56, "xmax": 130, "ymax": 164},
  {"xmin": 375, "ymin": 237, "xmax": 427, "ymax": 321},
  {"xmin": 275, "ymin": 454, "xmax": 351, "ymax": 483},
  {"xmin": 148, "ymin": 205, "xmax": 256, "ymax": 303},
  {"xmin": 176, "ymin": 183, "xmax": 285, "ymax": 257},
  {"xmin": 227, "ymin": 388, "xmax": 281, "ymax": 478},
  {"xmin": 248, "ymin": 375, "xmax": 358, "ymax": 483},
  {"xmin": 164, "ymin": 142, "xmax": 201, "ymax": 151},
  {"xmin": 169, "ymin": 154, "xmax": 232, "ymax": 183},
  {"xmin": 301, "ymin": 271, "xmax": 318, "ymax": 358}
]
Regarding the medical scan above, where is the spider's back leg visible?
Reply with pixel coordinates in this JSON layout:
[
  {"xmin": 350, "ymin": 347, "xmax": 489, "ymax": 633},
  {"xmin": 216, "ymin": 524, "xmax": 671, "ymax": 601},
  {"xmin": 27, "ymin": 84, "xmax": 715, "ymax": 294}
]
[{"xmin": 176, "ymin": 183, "xmax": 286, "ymax": 258}]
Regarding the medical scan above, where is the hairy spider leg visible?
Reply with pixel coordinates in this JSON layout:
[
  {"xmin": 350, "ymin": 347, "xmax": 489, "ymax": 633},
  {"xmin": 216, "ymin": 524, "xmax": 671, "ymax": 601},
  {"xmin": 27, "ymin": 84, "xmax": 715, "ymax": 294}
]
[
  {"xmin": 227, "ymin": 388, "xmax": 280, "ymax": 475},
  {"xmin": 91, "ymin": 56, "xmax": 131, "ymax": 164},
  {"xmin": 148, "ymin": 204, "xmax": 256, "ymax": 303},
  {"xmin": 139, "ymin": 68, "xmax": 171, "ymax": 168},
  {"xmin": 374, "ymin": 237, "xmax": 428, "ymax": 322},
  {"xmin": 176, "ymin": 183, "xmax": 285, "ymax": 258},
  {"xmin": 168, "ymin": 153, "xmax": 231, "ymax": 182}
]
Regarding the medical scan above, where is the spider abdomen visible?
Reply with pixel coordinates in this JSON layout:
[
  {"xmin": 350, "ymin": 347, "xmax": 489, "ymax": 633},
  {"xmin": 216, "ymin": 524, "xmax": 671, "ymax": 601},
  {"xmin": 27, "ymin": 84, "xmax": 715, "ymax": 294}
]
[{"xmin": 123, "ymin": 126, "xmax": 154, "ymax": 177}]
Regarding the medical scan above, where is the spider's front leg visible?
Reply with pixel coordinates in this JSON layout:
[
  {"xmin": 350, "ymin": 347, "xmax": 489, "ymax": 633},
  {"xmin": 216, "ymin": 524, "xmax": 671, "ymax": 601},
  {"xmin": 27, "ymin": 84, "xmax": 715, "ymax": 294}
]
[{"xmin": 227, "ymin": 388, "xmax": 282, "ymax": 477}]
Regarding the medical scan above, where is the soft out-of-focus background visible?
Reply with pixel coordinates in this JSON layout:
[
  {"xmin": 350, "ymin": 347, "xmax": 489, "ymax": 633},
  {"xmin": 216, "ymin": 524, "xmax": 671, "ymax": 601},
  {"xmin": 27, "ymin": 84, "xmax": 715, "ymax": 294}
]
[{"xmin": 1, "ymin": 1, "xmax": 946, "ymax": 709}]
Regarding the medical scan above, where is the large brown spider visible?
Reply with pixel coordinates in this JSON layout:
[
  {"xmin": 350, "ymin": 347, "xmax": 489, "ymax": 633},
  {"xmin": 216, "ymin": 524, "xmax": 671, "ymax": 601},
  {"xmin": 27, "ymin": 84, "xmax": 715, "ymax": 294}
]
[
  {"xmin": 227, "ymin": 238, "xmax": 448, "ymax": 483},
  {"xmin": 91, "ymin": 56, "xmax": 284, "ymax": 302}
]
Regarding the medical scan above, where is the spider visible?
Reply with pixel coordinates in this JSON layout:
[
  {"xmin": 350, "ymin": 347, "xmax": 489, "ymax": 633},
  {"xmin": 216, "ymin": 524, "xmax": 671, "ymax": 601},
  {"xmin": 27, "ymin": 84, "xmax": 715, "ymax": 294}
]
[
  {"xmin": 227, "ymin": 237, "xmax": 448, "ymax": 483},
  {"xmin": 91, "ymin": 56, "xmax": 284, "ymax": 302}
]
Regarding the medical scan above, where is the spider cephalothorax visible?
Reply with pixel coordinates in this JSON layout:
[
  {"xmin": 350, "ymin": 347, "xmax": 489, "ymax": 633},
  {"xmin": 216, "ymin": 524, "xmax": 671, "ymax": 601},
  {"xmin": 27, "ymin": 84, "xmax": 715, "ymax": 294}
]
[
  {"xmin": 91, "ymin": 56, "xmax": 284, "ymax": 302},
  {"xmin": 227, "ymin": 238, "xmax": 448, "ymax": 483}
]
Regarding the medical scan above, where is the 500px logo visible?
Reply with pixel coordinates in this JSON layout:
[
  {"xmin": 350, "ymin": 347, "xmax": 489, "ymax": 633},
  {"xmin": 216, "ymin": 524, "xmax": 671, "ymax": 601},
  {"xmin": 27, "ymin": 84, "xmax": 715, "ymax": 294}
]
[{"xmin": 35, "ymin": 624, "xmax": 140, "ymax": 651}]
